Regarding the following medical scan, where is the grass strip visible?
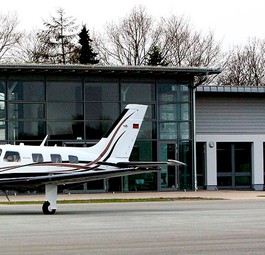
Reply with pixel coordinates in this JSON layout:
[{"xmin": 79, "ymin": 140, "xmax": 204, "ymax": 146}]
[{"xmin": 0, "ymin": 197, "xmax": 226, "ymax": 205}]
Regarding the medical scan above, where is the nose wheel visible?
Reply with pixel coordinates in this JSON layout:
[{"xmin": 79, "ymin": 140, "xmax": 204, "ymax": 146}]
[{"xmin": 42, "ymin": 201, "xmax": 56, "ymax": 215}]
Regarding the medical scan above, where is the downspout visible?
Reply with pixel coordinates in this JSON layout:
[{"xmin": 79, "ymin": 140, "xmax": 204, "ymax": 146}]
[{"xmin": 191, "ymin": 75, "xmax": 208, "ymax": 191}]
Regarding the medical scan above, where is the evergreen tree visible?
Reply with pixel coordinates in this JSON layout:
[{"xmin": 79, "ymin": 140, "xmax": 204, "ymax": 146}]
[
  {"xmin": 146, "ymin": 45, "xmax": 168, "ymax": 66},
  {"xmin": 78, "ymin": 25, "xmax": 99, "ymax": 64},
  {"xmin": 38, "ymin": 8, "xmax": 78, "ymax": 64}
]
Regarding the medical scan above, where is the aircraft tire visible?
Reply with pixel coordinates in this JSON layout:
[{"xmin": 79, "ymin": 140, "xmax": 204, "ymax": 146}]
[{"xmin": 42, "ymin": 201, "xmax": 56, "ymax": 215}]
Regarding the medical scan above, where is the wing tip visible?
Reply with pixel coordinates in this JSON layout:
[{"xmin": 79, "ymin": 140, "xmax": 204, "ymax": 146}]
[{"xmin": 167, "ymin": 159, "xmax": 187, "ymax": 166}]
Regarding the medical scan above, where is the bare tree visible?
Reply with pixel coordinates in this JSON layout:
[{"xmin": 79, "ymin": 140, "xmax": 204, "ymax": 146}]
[
  {"xmin": 11, "ymin": 30, "xmax": 47, "ymax": 63},
  {"xmin": 217, "ymin": 39, "xmax": 265, "ymax": 86},
  {"xmin": 95, "ymin": 6, "xmax": 159, "ymax": 65},
  {"xmin": 0, "ymin": 12, "xmax": 21, "ymax": 62},
  {"xmin": 37, "ymin": 8, "xmax": 78, "ymax": 64},
  {"xmin": 157, "ymin": 15, "xmax": 192, "ymax": 67},
  {"xmin": 95, "ymin": 8, "xmax": 221, "ymax": 69},
  {"xmin": 157, "ymin": 15, "xmax": 221, "ymax": 68}
]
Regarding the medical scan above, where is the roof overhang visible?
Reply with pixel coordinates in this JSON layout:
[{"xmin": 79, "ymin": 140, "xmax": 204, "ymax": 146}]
[{"xmin": 0, "ymin": 64, "xmax": 221, "ymax": 77}]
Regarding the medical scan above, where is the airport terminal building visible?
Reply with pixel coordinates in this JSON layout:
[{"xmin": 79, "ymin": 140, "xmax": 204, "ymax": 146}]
[
  {"xmin": 0, "ymin": 64, "xmax": 221, "ymax": 193},
  {"xmin": 2, "ymin": 64, "xmax": 265, "ymax": 192}
]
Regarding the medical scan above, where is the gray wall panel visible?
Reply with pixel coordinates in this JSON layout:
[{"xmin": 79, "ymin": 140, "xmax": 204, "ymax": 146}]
[{"xmin": 196, "ymin": 95, "xmax": 265, "ymax": 134}]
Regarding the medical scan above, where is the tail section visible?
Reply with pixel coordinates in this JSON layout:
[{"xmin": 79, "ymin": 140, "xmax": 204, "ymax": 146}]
[{"xmin": 90, "ymin": 104, "xmax": 147, "ymax": 163}]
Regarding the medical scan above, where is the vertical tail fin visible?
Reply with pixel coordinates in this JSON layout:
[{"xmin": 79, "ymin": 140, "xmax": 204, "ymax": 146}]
[{"xmin": 91, "ymin": 104, "xmax": 147, "ymax": 163}]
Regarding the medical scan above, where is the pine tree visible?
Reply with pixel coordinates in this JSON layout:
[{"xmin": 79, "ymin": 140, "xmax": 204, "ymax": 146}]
[
  {"xmin": 78, "ymin": 25, "xmax": 99, "ymax": 64},
  {"xmin": 147, "ymin": 46, "xmax": 168, "ymax": 66},
  {"xmin": 38, "ymin": 8, "xmax": 78, "ymax": 64}
]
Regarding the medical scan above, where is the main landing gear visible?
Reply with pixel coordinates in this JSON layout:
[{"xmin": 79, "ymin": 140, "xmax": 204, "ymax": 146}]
[
  {"xmin": 43, "ymin": 184, "xmax": 58, "ymax": 215},
  {"xmin": 42, "ymin": 201, "xmax": 56, "ymax": 215}
]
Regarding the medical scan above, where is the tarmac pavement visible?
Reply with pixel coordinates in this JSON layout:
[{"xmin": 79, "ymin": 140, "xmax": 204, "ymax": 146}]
[
  {"xmin": 1, "ymin": 198, "xmax": 265, "ymax": 254},
  {"xmin": 1, "ymin": 191, "xmax": 265, "ymax": 254}
]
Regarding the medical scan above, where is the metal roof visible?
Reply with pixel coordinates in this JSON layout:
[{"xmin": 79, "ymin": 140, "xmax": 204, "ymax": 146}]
[
  {"xmin": 0, "ymin": 64, "xmax": 221, "ymax": 77},
  {"xmin": 196, "ymin": 85, "xmax": 265, "ymax": 93}
]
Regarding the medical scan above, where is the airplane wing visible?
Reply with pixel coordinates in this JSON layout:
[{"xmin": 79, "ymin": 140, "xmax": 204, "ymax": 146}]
[
  {"xmin": 0, "ymin": 167, "xmax": 160, "ymax": 190},
  {"xmin": 97, "ymin": 159, "xmax": 186, "ymax": 167},
  {"xmin": 0, "ymin": 159, "xmax": 185, "ymax": 190}
]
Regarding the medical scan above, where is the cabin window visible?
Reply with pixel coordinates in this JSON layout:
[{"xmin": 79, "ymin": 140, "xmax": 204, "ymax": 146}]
[
  {"xmin": 32, "ymin": 153, "xmax": 44, "ymax": 163},
  {"xmin": 4, "ymin": 151, "xmax": 21, "ymax": 162},
  {"xmin": 0, "ymin": 149, "xmax": 2, "ymax": 156},
  {"xmin": 50, "ymin": 154, "xmax": 62, "ymax": 163},
  {"xmin": 68, "ymin": 155, "xmax": 78, "ymax": 163}
]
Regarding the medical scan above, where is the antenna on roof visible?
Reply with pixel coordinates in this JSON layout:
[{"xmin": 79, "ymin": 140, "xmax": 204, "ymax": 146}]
[{"xmin": 40, "ymin": 135, "xmax": 49, "ymax": 146}]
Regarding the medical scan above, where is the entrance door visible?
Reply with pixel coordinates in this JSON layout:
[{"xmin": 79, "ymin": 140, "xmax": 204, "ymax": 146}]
[
  {"xmin": 159, "ymin": 143, "xmax": 178, "ymax": 190},
  {"xmin": 217, "ymin": 142, "xmax": 252, "ymax": 189}
]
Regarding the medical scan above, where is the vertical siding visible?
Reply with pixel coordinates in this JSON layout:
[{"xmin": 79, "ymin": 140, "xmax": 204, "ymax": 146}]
[{"xmin": 196, "ymin": 95, "xmax": 265, "ymax": 134}]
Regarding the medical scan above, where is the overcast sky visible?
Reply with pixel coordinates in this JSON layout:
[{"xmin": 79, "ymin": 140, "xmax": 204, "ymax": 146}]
[{"xmin": 2, "ymin": 0, "xmax": 264, "ymax": 50}]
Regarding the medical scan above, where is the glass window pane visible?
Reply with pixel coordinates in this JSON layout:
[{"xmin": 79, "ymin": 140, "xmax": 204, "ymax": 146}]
[
  {"xmin": 85, "ymin": 103, "xmax": 119, "ymax": 120},
  {"xmin": 180, "ymin": 122, "xmax": 190, "ymax": 139},
  {"xmin": 86, "ymin": 121, "xmax": 113, "ymax": 139},
  {"xmin": 158, "ymin": 84, "xmax": 178, "ymax": 102},
  {"xmin": 47, "ymin": 103, "xmax": 83, "ymax": 120},
  {"xmin": 0, "ymin": 123, "xmax": 5, "ymax": 140},
  {"xmin": 69, "ymin": 155, "xmax": 78, "ymax": 163},
  {"xmin": 217, "ymin": 176, "xmax": 232, "ymax": 187},
  {"xmin": 196, "ymin": 142, "xmax": 206, "ymax": 175},
  {"xmin": 32, "ymin": 153, "xmax": 44, "ymax": 163},
  {"xmin": 4, "ymin": 151, "xmax": 20, "ymax": 162},
  {"xmin": 235, "ymin": 143, "xmax": 252, "ymax": 173},
  {"xmin": 9, "ymin": 103, "xmax": 45, "ymax": 119},
  {"xmin": 159, "ymin": 122, "xmax": 178, "ymax": 140},
  {"xmin": 159, "ymin": 104, "xmax": 178, "ymax": 121},
  {"xmin": 0, "ymin": 101, "xmax": 5, "ymax": 122},
  {"xmin": 50, "ymin": 154, "xmax": 62, "ymax": 163},
  {"xmin": 9, "ymin": 121, "xmax": 45, "ymax": 140},
  {"xmin": 180, "ymin": 103, "xmax": 190, "ymax": 120},
  {"xmin": 85, "ymin": 82, "xmax": 119, "ymax": 101},
  {"xmin": 217, "ymin": 143, "xmax": 232, "ymax": 173},
  {"xmin": 121, "ymin": 82, "xmax": 154, "ymax": 102},
  {"xmin": 235, "ymin": 176, "xmax": 251, "ymax": 186},
  {"xmin": 8, "ymin": 81, "xmax": 45, "ymax": 101},
  {"xmin": 180, "ymin": 85, "xmax": 190, "ymax": 101},
  {"xmin": 159, "ymin": 143, "xmax": 177, "ymax": 189},
  {"xmin": 0, "ymin": 81, "xmax": 6, "ymax": 100},
  {"xmin": 48, "ymin": 121, "xmax": 84, "ymax": 140},
  {"xmin": 47, "ymin": 81, "xmax": 82, "ymax": 101}
]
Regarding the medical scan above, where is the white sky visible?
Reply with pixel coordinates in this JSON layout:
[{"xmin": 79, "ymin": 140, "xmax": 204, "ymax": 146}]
[{"xmin": 2, "ymin": 0, "xmax": 265, "ymax": 51}]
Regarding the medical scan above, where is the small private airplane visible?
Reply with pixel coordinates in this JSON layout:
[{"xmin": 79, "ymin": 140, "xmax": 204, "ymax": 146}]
[{"xmin": 0, "ymin": 104, "xmax": 185, "ymax": 214}]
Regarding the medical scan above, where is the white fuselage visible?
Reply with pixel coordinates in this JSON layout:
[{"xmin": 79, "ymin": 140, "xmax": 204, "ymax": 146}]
[{"xmin": 0, "ymin": 144, "xmax": 114, "ymax": 175}]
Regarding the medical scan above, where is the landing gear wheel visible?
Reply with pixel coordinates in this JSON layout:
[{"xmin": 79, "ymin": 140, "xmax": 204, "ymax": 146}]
[{"xmin": 42, "ymin": 201, "xmax": 56, "ymax": 215}]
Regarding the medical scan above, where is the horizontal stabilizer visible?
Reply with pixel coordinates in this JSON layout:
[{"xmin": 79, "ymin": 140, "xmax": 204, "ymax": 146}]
[{"xmin": 116, "ymin": 160, "xmax": 186, "ymax": 167}]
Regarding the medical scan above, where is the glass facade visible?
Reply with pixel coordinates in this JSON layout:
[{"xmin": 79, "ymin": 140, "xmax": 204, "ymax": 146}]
[
  {"xmin": 217, "ymin": 142, "xmax": 252, "ymax": 189},
  {"xmin": 0, "ymin": 72, "xmax": 194, "ymax": 192}
]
